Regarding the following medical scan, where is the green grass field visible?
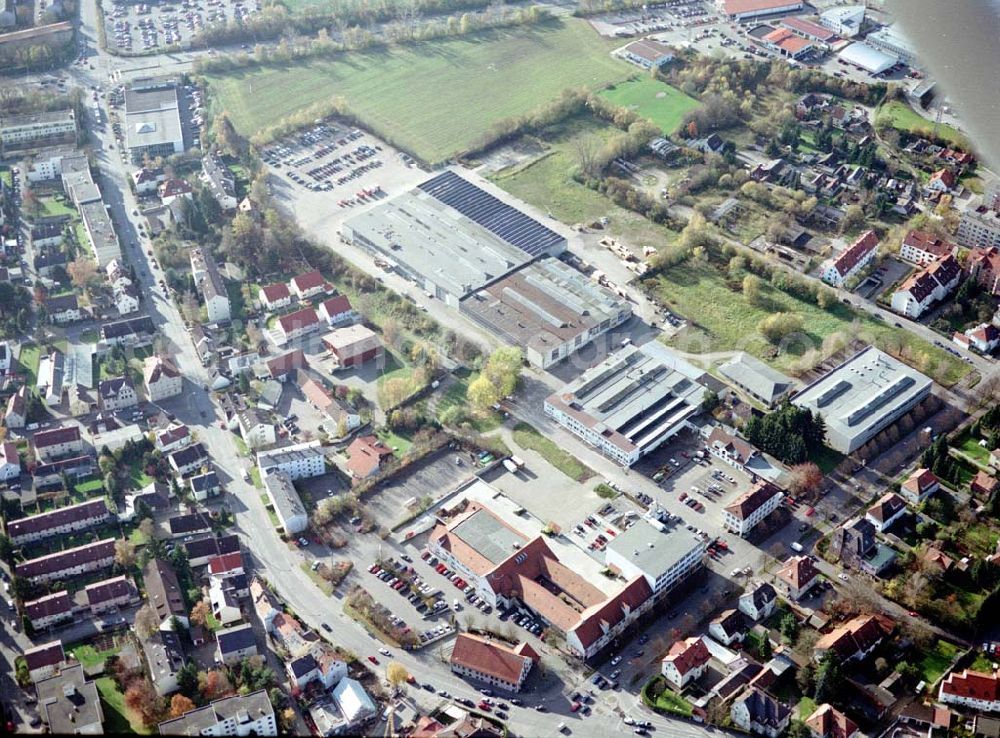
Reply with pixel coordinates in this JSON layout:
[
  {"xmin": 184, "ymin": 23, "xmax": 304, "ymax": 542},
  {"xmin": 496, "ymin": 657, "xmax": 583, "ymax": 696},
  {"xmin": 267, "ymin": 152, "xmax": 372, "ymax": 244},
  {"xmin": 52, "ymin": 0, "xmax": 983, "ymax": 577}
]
[
  {"xmin": 876, "ymin": 100, "xmax": 969, "ymax": 148},
  {"xmin": 599, "ymin": 77, "xmax": 699, "ymax": 135},
  {"xmin": 655, "ymin": 263, "xmax": 968, "ymax": 386},
  {"xmin": 917, "ymin": 640, "xmax": 961, "ymax": 684},
  {"xmin": 17, "ymin": 343, "xmax": 41, "ymax": 386},
  {"xmin": 512, "ymin": 422, "xmax": 594, "ymax": 483},
  {"xmin": 206, "ymin": 19, "xmax": 630, "ymax": 162},
  {"xmin": 492, "ymin": 116, "xmax": 680, "ymax": 252}
]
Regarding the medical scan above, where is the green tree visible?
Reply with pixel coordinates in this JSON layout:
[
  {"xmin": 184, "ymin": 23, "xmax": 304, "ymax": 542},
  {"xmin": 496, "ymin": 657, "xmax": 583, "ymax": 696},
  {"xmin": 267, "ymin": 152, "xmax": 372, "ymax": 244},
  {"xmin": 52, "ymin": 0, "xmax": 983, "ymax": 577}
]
[
  {"xmin": 779, "ymin": 612, "xmax": 799, "ymax": 643},
  {"xmin": 814, "ymin": 653, "xmax": 842, "ymax": 703}
]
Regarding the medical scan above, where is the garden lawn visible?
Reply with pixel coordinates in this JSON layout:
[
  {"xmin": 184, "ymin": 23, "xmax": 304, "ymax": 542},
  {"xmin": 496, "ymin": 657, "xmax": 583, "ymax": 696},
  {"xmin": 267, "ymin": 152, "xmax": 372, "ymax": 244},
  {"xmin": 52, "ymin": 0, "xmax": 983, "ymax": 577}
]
[
  {"xmin": 67, "ymin": 641, "xmax": 119, "ymax": 669},
  {"xmin": 492, "ymin": 115, "xmax": 681, "ymax": 252},
  {"xmin": 375, "ymin": 427, "xmax": 413, "ymax": 457},
  {"xmin": 654, "ymin": 261, "xmax": 968, "ymax": 385},
  {"xmin": 954, "ymin": 429, "xmax": 991, "ymax": 464},
  {"xmin": 876, "ymin": 100, "xmax": 969, "ymax": 148},
  {"xmin": 599, "ymin": 76, "xmax": 700, "ymax": 135},
  {"xmin": 17, "ymin": 343, "xmax": 41, "ymax": 386},
  {"xmin": 970, "ymin": 652, "xmax": 996, "ymax": 673},
  {"xmin": 37, "ymin": 195, "xmax": 76, "ymax": 219},
  {"xmin": 512, "ymin": 422, "xmax": 594, "ymax": 482},
  {"xmin": 436, "ymin": 376, "xmax": 501, "ymax": 432},
  {"xmin": 301, "ymin": 561, "xmax": 334, "ymax": 596},
  {"xmin": 652, "ymin": 686, "xmax": 693, "ymax": 717},
  {"xmin": 917, "ymin": 640, "xmax": 961, "ymax": 685},
  {"xmin": 96, "ymin": 676, "xmax": 151, "ymax": 734},
  {"xmin": 205, "ymin": 19, "xmax": 630, "ymax": 163}
]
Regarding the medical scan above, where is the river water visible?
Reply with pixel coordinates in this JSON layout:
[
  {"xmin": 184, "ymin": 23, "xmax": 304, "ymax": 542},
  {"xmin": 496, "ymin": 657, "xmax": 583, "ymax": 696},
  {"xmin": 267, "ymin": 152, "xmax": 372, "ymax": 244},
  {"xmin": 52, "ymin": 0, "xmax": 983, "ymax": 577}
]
[{"xmin": 887, "ymin": 0, "xmax": 1000, "ymax": 170}]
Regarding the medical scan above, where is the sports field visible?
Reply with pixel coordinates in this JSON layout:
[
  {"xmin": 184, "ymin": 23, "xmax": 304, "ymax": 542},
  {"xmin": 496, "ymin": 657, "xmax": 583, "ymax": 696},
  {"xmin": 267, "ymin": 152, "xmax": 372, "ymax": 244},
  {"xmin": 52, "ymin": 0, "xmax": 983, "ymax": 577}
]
[
  {"xmin": 205, "ymin": 19, "xmax": 631, "ymax": 163},
  {"xmin": 599, "ymin": 77, "xmax": 699, "ymax": 135}
]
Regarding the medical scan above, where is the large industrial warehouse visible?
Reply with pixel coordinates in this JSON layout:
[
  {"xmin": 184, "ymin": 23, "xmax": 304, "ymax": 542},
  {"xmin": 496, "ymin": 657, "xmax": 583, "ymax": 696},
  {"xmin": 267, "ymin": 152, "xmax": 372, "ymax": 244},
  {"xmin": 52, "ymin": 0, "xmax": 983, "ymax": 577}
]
[
  {"xmin": 460, "ymin": 258, "xmax": 631, "ymax": 369},
  {"xmin": 545, "ymin": 342, "xmax": 708, "ymax": 466},
  {"xmin": 792, "ymin": 346, "xmax": 933, "ymax": 454},
  {"xmin": 341, "ymin": 170, "xmax": 567, "ymax": 307}
]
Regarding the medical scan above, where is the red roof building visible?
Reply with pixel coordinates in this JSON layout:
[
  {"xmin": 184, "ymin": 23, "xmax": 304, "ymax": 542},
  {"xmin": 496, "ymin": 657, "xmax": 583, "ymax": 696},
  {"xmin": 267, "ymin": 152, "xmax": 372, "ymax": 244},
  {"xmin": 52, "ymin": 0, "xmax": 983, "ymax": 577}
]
[
  {"xmin": 661, "ymin": 636, "xmax": 711, "ymax": 689},
  {"xmin": 972, "ymin": 470, "xmax": 999, "ymax": 498},
  {"xmin": 939, "ymin": 669, "xmax": 1000, "ymax": 711},
  {"xmin": 290, "ymin": 270, "xmax": 328, "ymax": 299},
  {"xmin": 899, "ymin": 229, "xmax": 957, "ymax": 265},
  {"xmin": 813, "ymin": 615, "xmax": 890, "ymax": 662},
  {"xmin": 805, "ymin": 703, "xmax": 859, "ymax": 738},
  {"xmin": 265, "ymin": 349, "xmax": 308, "ymax": 381},
  {"xmin": 901, "ymin": 468, "xmax": 939, "ymax": 504},
  {"xmin": 318, "ymin": 294, "xmax": 354, "ymax": 325},
  {"xmin": 260, "ymin": 282, "xmax": 291, "ymax": 309},
  {"xmin": 276, "ymin": 307, "xmax": 320, "ymax": 342},
  {"xmin": 322, "ymin": 324, "xmax": 383, "ymax": 368},
  {"xmin": 208, "ymin": 552, "xmax": 245, "ymax": 578},
  {"xmin": 16, "ymin": 538, "xmax": 116, "ymax": 583},
  {"xmin": 23, "ymin": 641, "xmax": 66, "ymax": 682},
  {"xmin": 927, "ymin": 168, "xmax": 956, "ymax": 192},
  {"xmin": 821, "ymin": 230, "xmax": 879, "ymax": 287},
  {"xmin": 24, "ymin": 591, "xmax": 74, "ymax": 630},
  {"xmin": 449, "ymin": 633, "xmax": 538, "ymax": 692},
  {"xmin": 345, "ymin": 435, "xmax": 393, "ymax": 480},
  {"xmin": 6, "ymin": 497, "xmax": 111, "ymax": 545},
  {"xmin": 775, "ymin": 555, "xmax": 821, "ymax": 600}
]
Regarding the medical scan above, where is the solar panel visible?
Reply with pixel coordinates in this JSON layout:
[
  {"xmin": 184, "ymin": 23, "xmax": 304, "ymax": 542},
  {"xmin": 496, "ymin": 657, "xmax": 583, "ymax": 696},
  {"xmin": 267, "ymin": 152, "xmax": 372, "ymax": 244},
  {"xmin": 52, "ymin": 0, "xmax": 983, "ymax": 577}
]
[{"xmin": 418, "ymin": 171, "xmax": 564, "ymax": 257}]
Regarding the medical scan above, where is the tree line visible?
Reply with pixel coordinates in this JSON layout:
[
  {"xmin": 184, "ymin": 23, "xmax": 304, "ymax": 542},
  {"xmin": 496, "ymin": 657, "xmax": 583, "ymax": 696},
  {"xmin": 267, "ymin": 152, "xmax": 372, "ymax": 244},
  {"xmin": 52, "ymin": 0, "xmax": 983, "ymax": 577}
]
[{"xmin": 744, "ymin": 400, "xmax": 826, "ymax": 464}]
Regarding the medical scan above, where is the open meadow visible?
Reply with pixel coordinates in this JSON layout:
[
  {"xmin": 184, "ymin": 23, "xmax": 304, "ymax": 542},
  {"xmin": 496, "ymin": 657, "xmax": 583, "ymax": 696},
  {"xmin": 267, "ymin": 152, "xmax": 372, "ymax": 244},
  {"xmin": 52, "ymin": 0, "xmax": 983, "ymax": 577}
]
[
  {"xmin": 205, "ymin": 19, "xmax": 630, "ymax": 163},
  {"xmin": 598, "ymin": 76, "xmax": 700, "ymax": 135}
]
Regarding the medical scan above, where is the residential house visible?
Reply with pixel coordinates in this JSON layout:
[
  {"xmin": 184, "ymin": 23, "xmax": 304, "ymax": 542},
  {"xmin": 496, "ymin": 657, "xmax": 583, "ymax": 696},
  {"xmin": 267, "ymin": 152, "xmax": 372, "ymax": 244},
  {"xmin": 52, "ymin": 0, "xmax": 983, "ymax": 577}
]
[
  {"xmin": 261, "ymin": 471, "xmax": 308, "ymax": 535},
  {"xmin": 322, "ymin": 324, "xmax": 383, "ymax": 368},
  {"xmin": 257, "ymin": 440, "xmax": 326, "ymax": 480},
  {"xmin": 0, "ymin": 440, "xmax": 20, "ymax": 481},
  {"xmin": 661, "ymin": 636, "xmax": 710, "ymax": 691},
  {"xmin": 145, "ymin": 557, "xmax": 189, "ymax": 630},
  {"xmin": 286, "ymin": 643, "xmax": 347, "ymax": 691},
  {"xmin": 237, "ymin": 408, "xmax": 276, "ymax": 450},
  {"xmin": 24, "ymin": 591, "xmax": 74, "ymax": 630},
  {"xmin": 190, "ymin": 247, "xmax": 231, "ymax": 324},
  {"xmin": 202, "ymin": 152, "xmax": 238, "ymax": 211},
  {"xmin": 143, "ymin": 356, "xmax": 183, "ymax": 401},
  {"xmin": 972, "ymin": 470, "xmax": 999, "ymax": 498},
  {"xmin": 331, "ymin": 678, "xmax": 377, "ymax": 728},
  {"xmin": 775, "ymin": 555, "xmax": 821, "ymax": 600},
  {"xmin": 157, "ymin": 178, "xmax": 193, "ymax": 205},
  {"xmin": 890, "ymin": 254, "xmax": 962, "ymax": 318},
  {"xmin": 263, "ymin": 349, "xmax": 308, "ymax": 382},
  {"xmin": 215, "ymin": 623, "xmax": 258, "ymax": 665},
  {"xmin": 168, "ymin": 511, "xmax": 212, "ymax": 539},
  {"xmin": 98, "ymin": 375, "xmax": 138, "ymax": 412},
  {"xmin": 739, "ymin": 582, "xmax": 777, "ymax": 622},
  {"xmin": 449, "ymin": 634, "xmax": 538, "ymax": 692},
  {"xmin": 938, "ymin": 669, "xmax": 1000, "ymax": 713},
  {"xmin": 276, "ymin": 307, "xmax": 320, "ymax": 344},
  {"xmin": 101, "ymin": 315, "xmax": 156, "ymax": 347},
  {"xmin": 183, "ymin": 534, "xmax": 240, "ymax": 569},
  {"xmin": 113, "ymin": 283, "xmax": 140, "ymax": 315},
  {"xmin": 865, "ymin": 492, "xmax": 908, "ymax": 532},
  {"xmin": 144, "ymin": 629, "xmax": 185, "ymax": 696},
  {"xmin": 707, "ymin": 427, "xmax": 759, "ymax": 473},
  {"xmin": 209, "ymin": 576, "xmax": 242, "ymax": 625},
  {"xmin": 5, "ymin": 385, "xmax": 27, "ymax": 428},
  {"xmin": 805, "ymin": 703, "xmax": 860, "ymax": 738},
  {"xmin": 260, "ymin": 282, "xmax": 291, "ymax": 311},
  {"xmin": 345, "ymin": 435, "xmax": 393, "ymax": 480},
  {"xmin": 132, "ymin": 166, "xmax": 165, "ymax": 194},
  {"xmin": 32, "ymin": 455, "xmax": 96, "ymax": 489},
  {"xmin": 85, "ymin": 575, "xmax": 137, "ymax": 615},
  {"xmin": 208, "ymin": 551, "xmax": 245, "ymax": 580},
  {"xmin": 106, "ymin": 258, "xmax": 133, "ymax": 291},
  {"xmin": 6, "ymin": 497, "xmax": 110, "ymax": 545},
  {"xmin": 722, "ymin": 482, "xmax": 783, "ymax": 537},
  {"xmin": 899, "ymin": 230, "xmax": 956, "ymax": 266},
  {"xmin": 297, "ymin": 371, "xmax": 360, "ymax": 434},
  {"xmin": 290, "ymin": 270, "xmax": 327, "ymax": 300},
  {"xmin": 317, "ymin": 294, "xmax": 355, "ymax": 326},
  {"xmin": 168, "ymin": 442, "xmax": 208, "ymax": 476},
  {"xmin": 820, "ymin": 230, "xmax": 879, "ymax": 287},
  {"xmin": 813, "ymin": 615, "xmax": 888, "ymax": 662},
  {"xmin": 36, "ymin": 663, "xmax": 104, "ymax": 735},
  {"xmin": 23, "ymin": 641, "xmax": 66, "ymax": 684},
  {"xmin": 926, "ymin": 168, "xmax": 956, "ymax": 194},
  {"xmin": 16, "ymin": 538, "xmax": 116, "ymax": 583},
  {"xmin": 955, "ymin": 323, "xmax": 1000, "ymax": 354},
  {"xmin": 44, "ymin": 293, "xmax": 82, "ymax": 323},
  {"xmin": 709, "ymin": 609, "xmax": 746, "ymax": 646},
  {"xmin": 158, "ymin": 690, "xmax": 276, "ymax": 736},
  {"xmin": 900, "ymin": 468, "xmax": 939, "ymax": 504},
  {"xmin": 190, "ymin": 470, "xmax": 221, "ymax": 501},
  {"xmin": 32, "ymin": 425, "xmax": 83, "ymax": 461},
  {"xmin": 830, "ymin": 517, "xmax": 897, "ymax": 575},
  {"xmin": 156, "ymin": 424, "xmax": 191, "ymax": 453},
  {"xmin": 731, "ymin": 688, "xmax": 791, "ymax": 737}
]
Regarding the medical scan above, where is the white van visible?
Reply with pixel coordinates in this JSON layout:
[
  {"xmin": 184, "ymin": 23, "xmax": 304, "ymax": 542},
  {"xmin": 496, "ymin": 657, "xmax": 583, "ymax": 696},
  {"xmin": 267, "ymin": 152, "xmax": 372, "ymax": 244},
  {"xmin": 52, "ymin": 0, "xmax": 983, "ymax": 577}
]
[{"xmin": 790, "ymin": 542, "xmax": 804, "ymax": 553}]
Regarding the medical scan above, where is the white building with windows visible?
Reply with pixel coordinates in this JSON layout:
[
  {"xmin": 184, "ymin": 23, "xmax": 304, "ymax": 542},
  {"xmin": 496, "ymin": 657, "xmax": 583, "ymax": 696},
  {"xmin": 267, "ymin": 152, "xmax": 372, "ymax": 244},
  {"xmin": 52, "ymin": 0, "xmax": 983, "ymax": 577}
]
[
  {"xmin": 604, "ymin": 519, "xmax": 706, "ymax": 596},
  {"xmin": 257, "ymin": 440, "xmax": 326, "ymax": 481},
  {"xmin": 722, "ymin": 482, "xmax": 783, "ymax": 537},
  {"xmin": 158, "ymin": 690, "xmax": 276, "ymax": 736}
]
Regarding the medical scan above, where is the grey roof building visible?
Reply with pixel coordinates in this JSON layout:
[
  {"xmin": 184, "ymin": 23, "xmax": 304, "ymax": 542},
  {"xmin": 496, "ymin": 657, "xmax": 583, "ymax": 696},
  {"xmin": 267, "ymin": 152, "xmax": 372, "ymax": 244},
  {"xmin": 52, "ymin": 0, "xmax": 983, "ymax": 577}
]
[
  {"xmin": 124, "ymin": 80, "xmax": 184, "ymax": 164},
  {"xmin": 35, "ymin": 662, "xmax": 103, "ymax": 734},
  {"xmin": 604, "ymin": 518, "xmax": 706, "ymax": 595},
  {"xmin": 157, "ymin": 689, "xmax": 275, "ymax": 736},
  {"xmin": 460, "ymin": 257, "xmax": 631, "ymax": 369},
  {"xmin": 342, "ymin": 169, "xmax": 565, "ymax": 306},
  {"xmin": 792, "ymin": 346, "xmax": 933, "ymax": 454},
  {"xmin": 719, "ymin": 354, "xmax": 794, "ymax": 408}
]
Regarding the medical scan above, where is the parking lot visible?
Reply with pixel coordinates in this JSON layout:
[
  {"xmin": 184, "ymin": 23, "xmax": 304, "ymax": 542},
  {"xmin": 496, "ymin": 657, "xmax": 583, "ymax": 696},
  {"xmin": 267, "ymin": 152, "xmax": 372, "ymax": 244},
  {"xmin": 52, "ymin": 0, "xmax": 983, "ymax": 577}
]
[
  {"xmin": 262, "ymin": 122, "xmax": 410, "ymax": 208},
  {"xmin": 105, "ymin": 0, "xmax": 261, "ymax": 53}
]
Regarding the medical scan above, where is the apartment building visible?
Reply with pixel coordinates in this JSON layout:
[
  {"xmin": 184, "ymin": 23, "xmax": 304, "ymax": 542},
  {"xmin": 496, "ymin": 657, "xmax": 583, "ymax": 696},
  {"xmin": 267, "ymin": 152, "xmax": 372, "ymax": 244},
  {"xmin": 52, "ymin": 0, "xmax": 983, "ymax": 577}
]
[
  {"xmin": 32, "ymin": 425, "xmax": 83, "ymax": 462},
  {"xmin": 98, "ymin": 375, "xmax": 138, "ymax": 412},
  {"xmin": 190, "ymin": 247, "xmax": 231, "ymax": 323},
  {"xmin": 959, "ymin": 204, "xmax": 1000, "ymax": 250},
  {"xmin": 890, "ymin": 254, "xmax": 962, "ymax": 318},
  {"xmin": 6, "ymin": 498, "xmax": 110, "ymax": 545},
  {"xmin": 722, "ymin": 482, "xmax": 783, "ymax": 537},
  {"xmin": 449, "ymin": 634, "xmax": 538, "ymax": 692},
  {"xmin": 899, "ymin": 229, "xmax": 957, "ymax": 266},
  {"xmin": 257, "ymin": 440, "xmax": 325, "ymax": 480},
  {"xmin": 143, "ymin": 356, "xmax": 183, "ymax": 401},
  {"xmin": 0, "ymin": 109, "xmax": 77, "ymax": 154},
  {"xmin": 661, "ymin": 637, "xmax": 710, "ymax": 690},
  {"xmin": 939, "ymin": 669, "xmax": 1000, "ymax": 713},
  {"xmin": 262, "ymin": 471, "xmax": 308, "ymax": 535},
  {"xmin": 16, "ymin": 538, "xmax": 116, "ymax": 583},
  {"xmin": 820, "ymin": 230, "xmax": 879, "ymax": 287}
]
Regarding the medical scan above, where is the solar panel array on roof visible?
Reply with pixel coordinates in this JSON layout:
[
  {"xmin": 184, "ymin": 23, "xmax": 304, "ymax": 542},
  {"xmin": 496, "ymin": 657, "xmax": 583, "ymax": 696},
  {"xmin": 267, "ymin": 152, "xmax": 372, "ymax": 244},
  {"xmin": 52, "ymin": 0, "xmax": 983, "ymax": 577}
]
[{"xmin": 418, "ymin": 171, "xmax": 563, "ymax": 257}]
